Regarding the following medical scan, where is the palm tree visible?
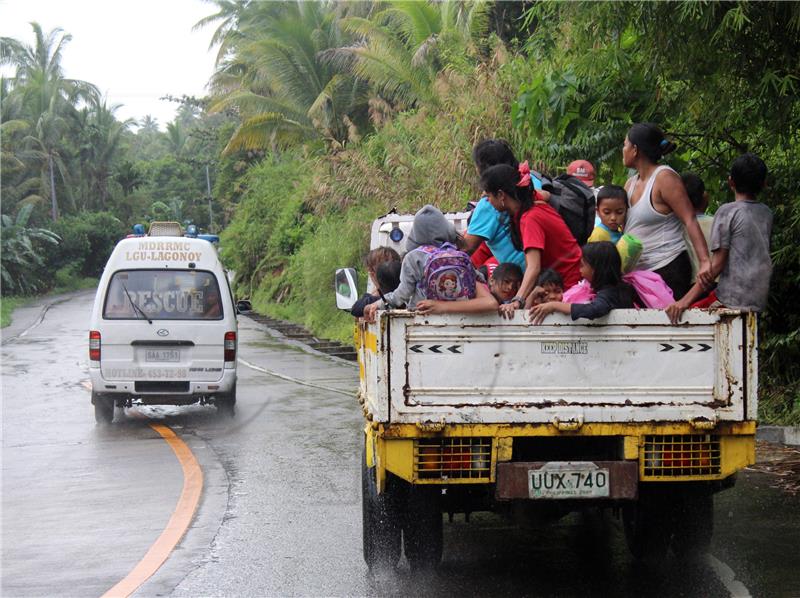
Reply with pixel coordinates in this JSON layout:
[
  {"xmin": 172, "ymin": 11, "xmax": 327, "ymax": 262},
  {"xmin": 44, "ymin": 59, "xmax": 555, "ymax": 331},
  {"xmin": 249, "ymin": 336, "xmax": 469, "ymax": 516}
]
[
  {"xmin": 201, "ymin": 0, "xmax": 368, "ymax": 153},
  {"xmin": 325, "ymin": 0, "xmax": 490, "ymax": 109},
  {"xmin": 75, "ymin": 99, "xmax": 135, "ymax": 209},
  {"xmin": 1, "ymin": 23, "xmax": 99, "ymax": 220},
  {"xmin": 193, "ymin": 0, "xmax": 252, "ymax": 64},
  {"xmin": 138, "ymin": 114, "xmax": 160, "ymax": 133},
  {"xmin": 166, "ymin": 121, "xmax": 188, "ymax": 157},
  {"xmin": 115, "ymin": 160, "xmax": 144, "ymax": 197},
  {"xmin": 0, "ymin": 78, "xmax": 45, "ymax": 216}
]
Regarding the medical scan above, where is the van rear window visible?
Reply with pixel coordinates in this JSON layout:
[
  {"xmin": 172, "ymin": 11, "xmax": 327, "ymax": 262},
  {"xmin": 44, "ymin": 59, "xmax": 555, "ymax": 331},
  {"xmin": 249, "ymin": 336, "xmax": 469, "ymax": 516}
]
[{"xmin": 104, "ymin": 270, "xmax": 223, "ymax": 320}]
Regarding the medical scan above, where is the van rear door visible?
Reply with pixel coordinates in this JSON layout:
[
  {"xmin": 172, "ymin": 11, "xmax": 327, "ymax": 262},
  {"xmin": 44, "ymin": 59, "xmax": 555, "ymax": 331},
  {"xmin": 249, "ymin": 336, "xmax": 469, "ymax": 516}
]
[{"xmin": 100, "ymin": 269, "xmax": 229, "ymax": 386}]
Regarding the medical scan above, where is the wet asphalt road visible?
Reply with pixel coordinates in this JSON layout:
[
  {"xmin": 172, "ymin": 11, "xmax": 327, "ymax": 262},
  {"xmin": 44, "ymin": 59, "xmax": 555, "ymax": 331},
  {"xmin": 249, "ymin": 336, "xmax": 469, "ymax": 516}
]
[{"xmin": 2, "ymin": 290, "xmax": 799, "ymax": 597}]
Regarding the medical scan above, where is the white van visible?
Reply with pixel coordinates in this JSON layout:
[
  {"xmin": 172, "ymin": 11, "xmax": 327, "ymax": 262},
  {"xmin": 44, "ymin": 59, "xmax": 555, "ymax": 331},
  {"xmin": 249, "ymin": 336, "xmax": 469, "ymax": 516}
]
[{"xmin": 88, "ymin": 223, "xmax": 238, "ymax": 422}]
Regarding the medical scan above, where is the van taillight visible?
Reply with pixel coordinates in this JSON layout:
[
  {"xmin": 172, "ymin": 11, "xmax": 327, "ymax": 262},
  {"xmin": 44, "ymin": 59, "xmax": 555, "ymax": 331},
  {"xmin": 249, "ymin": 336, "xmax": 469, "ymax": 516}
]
[
  {"xmin": 89, "ymin": 330, "xmax": 101, "ymax": 362},
  {"xmin": 224, "ymin": 331, "xmax": 236, "ymax": 363}
]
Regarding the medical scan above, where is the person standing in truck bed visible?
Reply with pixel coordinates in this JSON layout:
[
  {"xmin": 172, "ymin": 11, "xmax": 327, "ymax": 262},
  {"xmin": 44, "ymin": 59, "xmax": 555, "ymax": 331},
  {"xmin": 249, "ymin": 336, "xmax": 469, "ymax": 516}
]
[
  {"xmin": 623, "ymin": 123, "xmax": 713, "ymax": 298},
  {"xmin": 666, "ymin": 152, "xmax": 773, "ymax": 324}
]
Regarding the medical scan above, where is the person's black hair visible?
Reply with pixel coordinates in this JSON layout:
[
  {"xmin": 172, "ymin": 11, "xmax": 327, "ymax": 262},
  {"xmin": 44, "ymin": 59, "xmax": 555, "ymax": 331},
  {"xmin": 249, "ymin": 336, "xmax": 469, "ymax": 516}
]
[
  {"xmin": 627, "ymin": 123, "xmax": 677, "ymax": 163},
  {"xmin": 479, "ymin": 164, "xmax": 533, "ymax": 251},
  {"xmin": 681, "ymin": 173, "xmax": 706, "ymax": 210},
  {"xmin": 375, "ymin": 260, "xmax": 401, "ymax": 294},
  {"xmin": 596, "ymin": 185, "xmax": 628, "ymax": 208},
  {"xmin": 472, "ymin": 139, "xmax": 519, "ymax": 175},
  {"xmin": 730, "ymin": 152, "xmax": 767, "ymax": 196},
  {"xmin": 476, "ymin": 265, "xmax": 489, "ymax": 281},
  {"xmin": 581, "ymin": 241, "xmax": 625, "ymax": 292},
  {"xmin": 536, "ymin": 268, "xmax": 563, "ymax": 289},
  {"xmin": 492, "ymin": 262, "xmax": 523, "ymax": 283}
]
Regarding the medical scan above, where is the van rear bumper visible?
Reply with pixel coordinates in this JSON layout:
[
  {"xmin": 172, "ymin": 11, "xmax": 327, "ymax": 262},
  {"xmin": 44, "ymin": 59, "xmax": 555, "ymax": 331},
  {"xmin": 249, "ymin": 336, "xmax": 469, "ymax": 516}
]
[{"xmin": 89, "ymin": 369, "xmax": 236, "ymax": 397}]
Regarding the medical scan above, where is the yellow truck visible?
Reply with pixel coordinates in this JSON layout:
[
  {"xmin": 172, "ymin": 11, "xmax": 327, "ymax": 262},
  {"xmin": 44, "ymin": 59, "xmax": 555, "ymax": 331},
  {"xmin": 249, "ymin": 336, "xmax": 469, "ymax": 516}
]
[{"xmin": 335, "ymin": 212, "xmax": 757, "ymax": 570}]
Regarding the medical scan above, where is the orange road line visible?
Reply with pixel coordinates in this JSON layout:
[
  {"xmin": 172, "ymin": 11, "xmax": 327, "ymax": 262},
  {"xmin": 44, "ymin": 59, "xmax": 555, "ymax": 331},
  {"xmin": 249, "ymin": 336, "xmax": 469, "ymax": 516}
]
[{"xmin": 101, "ymin": 423, "xmax": 204, "ymax": 598}]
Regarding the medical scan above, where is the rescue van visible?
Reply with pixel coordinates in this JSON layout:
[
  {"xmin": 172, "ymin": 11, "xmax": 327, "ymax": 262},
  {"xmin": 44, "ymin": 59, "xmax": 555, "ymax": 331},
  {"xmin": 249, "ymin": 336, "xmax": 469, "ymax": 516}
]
[{"xmin": 89, "ymin": 222, "xmax": 238, "ymax": 423}]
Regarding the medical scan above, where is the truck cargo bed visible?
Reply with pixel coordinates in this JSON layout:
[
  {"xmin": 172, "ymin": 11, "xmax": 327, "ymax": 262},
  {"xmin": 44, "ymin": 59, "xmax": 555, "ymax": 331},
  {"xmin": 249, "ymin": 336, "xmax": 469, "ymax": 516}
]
[{"xmin": 359, "ymin": 309, "xmax": 757, "ymax": 425}]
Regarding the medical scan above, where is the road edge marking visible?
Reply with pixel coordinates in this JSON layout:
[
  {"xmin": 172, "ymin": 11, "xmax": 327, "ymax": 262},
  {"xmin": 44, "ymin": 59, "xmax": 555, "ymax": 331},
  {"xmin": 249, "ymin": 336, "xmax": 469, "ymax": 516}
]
[
  {"xmin": 101, "ymin": 424, "xmax": 204, "ymax": 598},
  {"xmin": 707, "ymin": 553, "xmax": 752, "ymax": 597},
  {"xmin": 238, "ymin": 357, "xmax": 353, "ymax": 397}
]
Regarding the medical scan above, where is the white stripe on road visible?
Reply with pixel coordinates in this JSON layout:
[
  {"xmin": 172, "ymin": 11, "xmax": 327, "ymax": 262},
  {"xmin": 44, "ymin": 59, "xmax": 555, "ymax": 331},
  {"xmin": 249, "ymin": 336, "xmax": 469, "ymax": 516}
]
[
  {"xmin": 238, "ymin": 357, "xmax": 353, "ymax": 397},
  {"xmin": 707, "ymin": 553, "xmax": 752, "ymax": 597}
]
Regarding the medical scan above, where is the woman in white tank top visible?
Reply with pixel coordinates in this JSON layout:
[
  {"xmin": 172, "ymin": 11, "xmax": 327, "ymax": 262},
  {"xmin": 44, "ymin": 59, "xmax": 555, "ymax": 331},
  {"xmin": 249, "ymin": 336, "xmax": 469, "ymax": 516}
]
[{"xmin": 622, "ymin": 123, "xmax": 712, "ymax": 298}]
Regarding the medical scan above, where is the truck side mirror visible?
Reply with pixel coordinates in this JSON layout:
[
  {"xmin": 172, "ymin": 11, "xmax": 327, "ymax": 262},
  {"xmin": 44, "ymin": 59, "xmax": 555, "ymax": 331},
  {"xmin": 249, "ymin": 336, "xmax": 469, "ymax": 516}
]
[
  {"xmin": 335, "ymin": 268, "xmax": 358, "ymax": 311},
  {"xmin": 236, "ymin": 299, "xmax": 252, "ymax": 313}
]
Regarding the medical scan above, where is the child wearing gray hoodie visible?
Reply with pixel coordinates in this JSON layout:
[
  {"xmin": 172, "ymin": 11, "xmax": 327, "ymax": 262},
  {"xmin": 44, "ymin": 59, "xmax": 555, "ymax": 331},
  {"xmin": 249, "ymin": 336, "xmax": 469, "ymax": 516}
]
[
  {"xmin": 373, "ymin": 205, "xmax": 459, "ymax": 311},
  {"xmin": 363, "ymin": 205, "xmax": 498, "ymax": 321}
]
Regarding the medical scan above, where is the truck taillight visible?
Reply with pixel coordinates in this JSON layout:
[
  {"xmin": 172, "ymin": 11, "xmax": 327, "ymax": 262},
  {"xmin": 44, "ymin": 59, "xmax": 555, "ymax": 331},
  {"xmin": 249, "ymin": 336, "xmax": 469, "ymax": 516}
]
[
  {"xmin": 89, "ymin": 330, "xmax": 101, "ymax": 362},
  {"xmin": 224, "ymin": 331, "xmax": 236, "ymax": 363},
  {"xmin": 415, "ymin": 438, "xmax": 492, "ymax": 480}
]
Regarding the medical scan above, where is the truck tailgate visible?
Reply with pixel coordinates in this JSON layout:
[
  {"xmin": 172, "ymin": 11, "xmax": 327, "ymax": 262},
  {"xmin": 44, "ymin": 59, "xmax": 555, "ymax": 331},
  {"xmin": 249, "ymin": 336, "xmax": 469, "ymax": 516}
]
[{"xmin": 366, "ymin": 309, "xmax": 756, "ymax": 425}]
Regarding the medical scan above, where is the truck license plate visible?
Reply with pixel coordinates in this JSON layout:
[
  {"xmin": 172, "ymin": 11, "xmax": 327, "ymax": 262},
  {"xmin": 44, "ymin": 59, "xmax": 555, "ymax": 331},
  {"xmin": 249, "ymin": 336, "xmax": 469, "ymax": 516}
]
[
  {"xmin": 528, "ymin": 463, "xmax": 610, "ymax": 499},
  {"xmin": 145, "ymin": 349, "xmax": 180, "ymax": 362}
]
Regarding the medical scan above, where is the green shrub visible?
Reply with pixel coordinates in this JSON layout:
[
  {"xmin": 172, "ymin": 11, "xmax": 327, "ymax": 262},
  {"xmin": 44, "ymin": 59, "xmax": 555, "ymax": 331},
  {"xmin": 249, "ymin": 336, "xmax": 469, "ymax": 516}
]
[
  {"xmin": 54, "ymin": 263, "xmax": 83, "ymax": 289},
  {"xmin": 49, "ymin": 212, "xmax": 127, "ymax": 277},
  {"xmin": 219, "ymin": 154, "xmax": 311, "ymax": 298}
]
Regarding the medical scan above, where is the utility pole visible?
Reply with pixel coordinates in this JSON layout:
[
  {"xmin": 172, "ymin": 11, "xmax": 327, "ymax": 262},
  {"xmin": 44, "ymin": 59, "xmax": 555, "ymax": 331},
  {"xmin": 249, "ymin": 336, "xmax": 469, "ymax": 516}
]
[{"xmin": 205, "ymin": 164, "xmax": 213, "ymax": 232}]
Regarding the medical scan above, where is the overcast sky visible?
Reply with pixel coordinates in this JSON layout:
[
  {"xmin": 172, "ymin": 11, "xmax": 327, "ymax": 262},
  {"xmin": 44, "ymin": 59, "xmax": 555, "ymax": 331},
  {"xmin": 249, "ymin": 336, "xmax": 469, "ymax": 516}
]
[{"xmin": 1, "ymin": 0, "xmax": 218, "ymax": 129}]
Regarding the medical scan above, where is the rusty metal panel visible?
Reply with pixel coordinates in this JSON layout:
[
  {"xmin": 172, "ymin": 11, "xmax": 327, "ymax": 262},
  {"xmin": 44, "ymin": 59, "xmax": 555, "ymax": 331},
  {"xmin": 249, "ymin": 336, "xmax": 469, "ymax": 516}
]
[
  {"xmin": 496, "ymin": 461, "xmax": 639, "ymax": 500},
  {"xmin": 359, "ymin": 320, "xmax": 390, "ymax": 422},
  {"xmin": 378, "ymin": 310, "xmax": 751, "ymax": 425}
]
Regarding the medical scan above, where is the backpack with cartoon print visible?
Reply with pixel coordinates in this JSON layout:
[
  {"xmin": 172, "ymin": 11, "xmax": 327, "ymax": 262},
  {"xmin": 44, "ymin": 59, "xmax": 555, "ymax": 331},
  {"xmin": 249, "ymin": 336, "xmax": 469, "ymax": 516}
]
[{"xmin": 418, "ymin": 242, "xmax": 476, "ymax": 301}]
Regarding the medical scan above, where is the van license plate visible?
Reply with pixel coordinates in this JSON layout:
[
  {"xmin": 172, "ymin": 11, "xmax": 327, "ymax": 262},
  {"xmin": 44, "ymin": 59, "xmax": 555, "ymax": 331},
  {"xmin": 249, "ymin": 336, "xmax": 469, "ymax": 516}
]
[
  {"xmin": 528, "ymin": 463, "xmax": 610, "ymax": 499},
  {"xmin": 145, "ymin": 349, "xmax": 180, "ymax": 362}
]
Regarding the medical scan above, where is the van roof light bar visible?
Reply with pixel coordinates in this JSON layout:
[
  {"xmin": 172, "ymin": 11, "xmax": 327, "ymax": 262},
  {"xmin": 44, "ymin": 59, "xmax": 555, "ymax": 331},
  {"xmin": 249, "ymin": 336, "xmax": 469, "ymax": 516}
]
[{"xmin": 148, "ymin": 221, "xmax": 184, "ymax": 237}]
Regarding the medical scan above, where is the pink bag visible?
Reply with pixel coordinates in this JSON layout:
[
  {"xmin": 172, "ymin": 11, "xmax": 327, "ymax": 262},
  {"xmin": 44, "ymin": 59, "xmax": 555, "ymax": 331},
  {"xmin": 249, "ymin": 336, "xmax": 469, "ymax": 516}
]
[
  {"xmin": 562, "ymin": 270, "xmax": 673, "ymax": 308},
  {"xmin": 562, "ymin": 279, "xmax": 595, "ymax": 304},
  {"xmin": 623, "ymin": 270, "xmax": 674, "ymax": 308}
]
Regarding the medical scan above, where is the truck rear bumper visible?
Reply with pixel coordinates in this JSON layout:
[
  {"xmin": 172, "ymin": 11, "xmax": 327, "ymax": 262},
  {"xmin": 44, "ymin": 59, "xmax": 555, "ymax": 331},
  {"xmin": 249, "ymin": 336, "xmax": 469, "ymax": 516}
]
[{"xmin": 496, "ymin": 461, "xmax": 639, "ymax": 500}]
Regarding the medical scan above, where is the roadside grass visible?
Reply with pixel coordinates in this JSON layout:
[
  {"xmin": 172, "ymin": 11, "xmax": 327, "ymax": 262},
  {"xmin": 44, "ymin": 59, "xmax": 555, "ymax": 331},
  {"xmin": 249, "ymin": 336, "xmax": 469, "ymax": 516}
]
[
  {"xmin": 759, "ymin": 382, "xmax": 800, "ymax": 426},
  {"xmin": 0, "ymin": 277, "xmax": 97, "ymax": 329},
  {"xmin": 1, "ymin": 297, "xmax": 30, "ymax": 328}
]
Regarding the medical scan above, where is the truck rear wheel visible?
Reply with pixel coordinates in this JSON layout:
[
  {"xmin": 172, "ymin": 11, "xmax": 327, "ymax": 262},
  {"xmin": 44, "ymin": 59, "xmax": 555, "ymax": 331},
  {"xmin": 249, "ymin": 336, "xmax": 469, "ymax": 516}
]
[
  {"xmin": 93, "ymin": 392, "xmax": 114, "ymax": 424},
  {"xmin": 362, "ymin": 448, "xmax": 401, "ymax": 570},
  {"xmin": 623, "ymin": 486, "xmax": 672, "ymax": 564},
  {"xmin": 403, "ymin": 485, "xmax": 443, "ymax": 571},
  {"xmin": 671, "ymin": 485, "xmax": 713, "ymax": 560}
]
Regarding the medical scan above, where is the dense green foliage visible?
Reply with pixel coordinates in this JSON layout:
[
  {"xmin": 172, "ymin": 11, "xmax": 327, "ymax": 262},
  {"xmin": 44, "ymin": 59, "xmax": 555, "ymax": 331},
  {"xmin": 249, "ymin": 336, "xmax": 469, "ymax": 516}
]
[
  {"xmin": 509, "ymin": 0, "xmax": 800, "ymax": 422},
  {"xmin": 212, "ymin": 1, "xmax": 798, "ymax": 423}
]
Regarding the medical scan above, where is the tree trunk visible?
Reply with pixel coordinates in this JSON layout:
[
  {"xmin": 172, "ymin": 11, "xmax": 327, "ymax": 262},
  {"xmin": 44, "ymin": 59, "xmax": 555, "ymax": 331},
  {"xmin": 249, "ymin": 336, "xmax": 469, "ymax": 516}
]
[{"xmin": 49, "ymin": 153, "xmax": 58, "ymax": 221}]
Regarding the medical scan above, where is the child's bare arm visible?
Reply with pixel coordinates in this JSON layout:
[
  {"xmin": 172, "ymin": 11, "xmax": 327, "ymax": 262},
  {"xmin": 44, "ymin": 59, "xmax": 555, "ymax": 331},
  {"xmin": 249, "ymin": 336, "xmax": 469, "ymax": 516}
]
[
  {"xmin": 461, "ymin": 233, "xmax": 485, "ymax": 255},
  {"xmin": 416, "ymin": 283, "xmax": 499, "ymax": 315},
  {"xmin": 665, "ymin": 248, "xmax": 729, "ymax": 324},
  {"xmin": 500, "ymin": 249, "xmax": 541, "ymax": 319},
  {"xmin": 528, "ymin": 301, "xmax": 571, "ymax": 325}
]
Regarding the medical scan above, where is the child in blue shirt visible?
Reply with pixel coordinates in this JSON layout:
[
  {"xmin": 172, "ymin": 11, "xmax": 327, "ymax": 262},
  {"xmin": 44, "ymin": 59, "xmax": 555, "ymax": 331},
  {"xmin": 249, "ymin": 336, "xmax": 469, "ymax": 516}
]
[{"xmin": 461, "ymin": 139, "xmax": 543, "ymax": 271}]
